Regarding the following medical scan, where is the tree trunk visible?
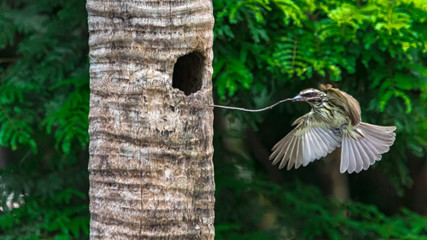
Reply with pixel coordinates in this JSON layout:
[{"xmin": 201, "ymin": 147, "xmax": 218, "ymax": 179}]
[
  {"xmin": 319, "ymin": 149, "xmax": 349, "ymax": 201},
  {"xmin": 86, "ymin": 0, "xmax": 215, "ymax": 239}
]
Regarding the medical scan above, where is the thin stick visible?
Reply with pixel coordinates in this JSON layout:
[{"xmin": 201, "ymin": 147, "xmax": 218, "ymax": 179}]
[{"xmin": 211, "ymin": 98, "xmax": 293, "ymax": 112}]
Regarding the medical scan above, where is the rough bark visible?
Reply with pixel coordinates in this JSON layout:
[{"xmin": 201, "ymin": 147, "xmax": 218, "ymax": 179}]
[{"xmin": 86, "ymin": 0, "xmax": 215, "ymax": 239}]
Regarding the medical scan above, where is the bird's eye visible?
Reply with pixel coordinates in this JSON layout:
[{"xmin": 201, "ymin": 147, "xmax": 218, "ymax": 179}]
[{"xmin": 304, "ymin": 92, "xmax": 314, "ymax": 98}]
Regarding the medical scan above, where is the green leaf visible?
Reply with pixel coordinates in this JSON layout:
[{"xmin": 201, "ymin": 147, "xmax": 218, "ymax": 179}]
[
  {"xmin": 379, "ymin": 90, "xmax": 393, "ymax": 111},
  {"xmin": 394, "ymin": 89, "xmax": 412, "ymax": 113}
]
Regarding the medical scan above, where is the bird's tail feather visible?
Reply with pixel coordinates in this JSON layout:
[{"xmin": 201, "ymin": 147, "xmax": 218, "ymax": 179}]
[{"xmin": 340, "ymin": 122, "xmax": 396, "ymax": 173}]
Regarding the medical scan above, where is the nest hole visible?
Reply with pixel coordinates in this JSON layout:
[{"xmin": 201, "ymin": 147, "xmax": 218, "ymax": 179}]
[{"xmin": 172, "ymin": 52, "xmax": 205, "ymax": 95}]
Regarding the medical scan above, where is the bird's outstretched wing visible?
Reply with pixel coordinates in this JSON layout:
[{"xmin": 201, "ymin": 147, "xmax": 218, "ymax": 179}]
[
  {"xmin": 269, "ymin": 114, "xmax": 341, "ymax": 170},
  {"xmin": 340, "ymin": 122, "xmax": 396, "ymax": 173}
]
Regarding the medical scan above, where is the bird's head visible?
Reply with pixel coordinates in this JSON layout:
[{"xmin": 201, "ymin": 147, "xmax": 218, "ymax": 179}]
[{"xmin": 292, "ymin": 88, "xmax": 326, "ymax": 103}]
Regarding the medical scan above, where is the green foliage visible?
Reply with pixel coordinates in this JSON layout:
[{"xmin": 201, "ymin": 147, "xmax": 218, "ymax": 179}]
[
  {"xmin": 42, "ymin": 79, "xmax": 89, "ymax": 154},
  {"xmin": 213, "ymin": 0, "xmax": 427, "ymax": 238},
  {"xmin": 213, "ymin": 0, "xmax": 427, "ymax": 191},
  {"xmin": 214, "ymin": 156, "xmax": 427, "ymax": 240},
  {"xmin": 0, "ymin": 165, "xmax": 89, "ymax": 239},
  {"xmin": 0, "ymin": 0, "xmax": 89, "ymax": 238}
]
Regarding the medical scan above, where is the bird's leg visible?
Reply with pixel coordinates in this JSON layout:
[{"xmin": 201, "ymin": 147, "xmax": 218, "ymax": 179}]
[
  {"xmin": 332, "ymin": 127, "xmax": 341, "ymax": 136},
  {"xmin": 332, "ymin": 124, "xmax": 347, "ymax": 136}
]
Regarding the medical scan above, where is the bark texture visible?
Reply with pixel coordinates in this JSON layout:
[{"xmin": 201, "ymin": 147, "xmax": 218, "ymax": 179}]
[{"xmin": 87, "ymin": 0, "xmax": 215, "ymax": 239}]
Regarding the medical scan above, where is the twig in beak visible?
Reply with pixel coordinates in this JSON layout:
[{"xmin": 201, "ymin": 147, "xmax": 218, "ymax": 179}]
[{"xmin": 210, "ymin": 98, "xmax": 294, "ymax": 112}]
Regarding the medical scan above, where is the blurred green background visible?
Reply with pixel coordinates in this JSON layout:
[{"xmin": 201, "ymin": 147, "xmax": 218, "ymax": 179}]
[{"xmin": 0, "ymin": 0, "xmax": 426, "ymax": 239}]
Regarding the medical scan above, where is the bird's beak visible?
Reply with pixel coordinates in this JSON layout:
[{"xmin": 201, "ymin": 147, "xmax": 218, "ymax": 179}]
[{"xmin": 292, "ymin": 95, "xmax": 304, "ymax": 102}]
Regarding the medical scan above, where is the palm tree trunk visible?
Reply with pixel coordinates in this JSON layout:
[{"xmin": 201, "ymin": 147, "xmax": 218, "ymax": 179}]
[{"xmin": 86, "ymin": 0, "xmax": 215, "ymax": 239}]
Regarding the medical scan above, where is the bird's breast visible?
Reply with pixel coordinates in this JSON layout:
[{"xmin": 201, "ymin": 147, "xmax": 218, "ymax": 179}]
[{"xmin": 313, "ymin": 102, "xmax": 350, "ymax": 128}]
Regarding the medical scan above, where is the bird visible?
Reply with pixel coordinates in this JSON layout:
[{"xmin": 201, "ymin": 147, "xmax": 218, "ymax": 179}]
[{"xmin": 269, "ymin": 84, "xmax": 396, "ymax": 174}]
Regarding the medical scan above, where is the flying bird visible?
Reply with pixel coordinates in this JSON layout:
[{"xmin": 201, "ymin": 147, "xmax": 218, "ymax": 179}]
[{"xmin": 270, "ymin": 84, "xmax": 396, "ymax": 173}]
